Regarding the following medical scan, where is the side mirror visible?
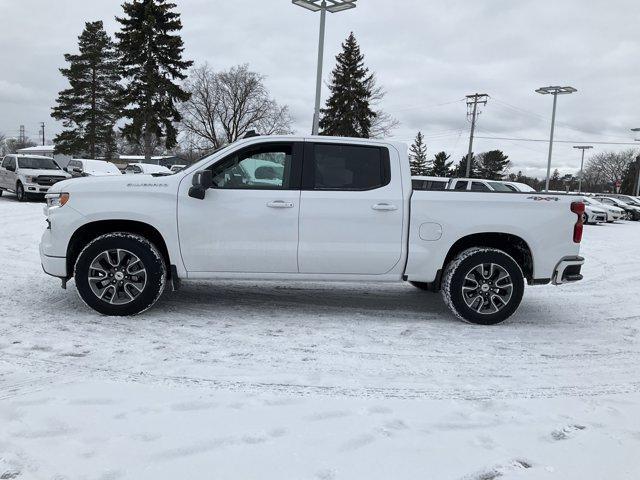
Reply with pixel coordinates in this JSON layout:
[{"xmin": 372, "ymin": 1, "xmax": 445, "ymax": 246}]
[{"xmin": 188, "ymin": 170, "xmax": 213, "ymax": 200}]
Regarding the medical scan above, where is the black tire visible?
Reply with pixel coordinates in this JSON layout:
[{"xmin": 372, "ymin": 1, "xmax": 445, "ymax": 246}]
[
  {"xmin": 74, "ymin": 233, "xmax": 166, "ymax": 316},
  {"xmin": 441, "ymin": 247, "xmax": 525, "ymax": 325},
  {"xmin": 16, "ymin": 182, "xmax": 26, "ymax": 202},
  {"xmin": 409, "ymin": 281, "xmax": 432, "ymax": 291},
  {"xmin": 581, "ymin": 213, "xmax": 589, "ymax": 225}
]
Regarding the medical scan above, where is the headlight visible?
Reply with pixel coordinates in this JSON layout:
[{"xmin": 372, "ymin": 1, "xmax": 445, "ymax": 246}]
[
  {"xmin": 25, "ymin": 175, "xmax": 36, "ymax": 183},
  {"xmin": 45, "ymin": 193, "xmax": 70, "ymax": 208}
]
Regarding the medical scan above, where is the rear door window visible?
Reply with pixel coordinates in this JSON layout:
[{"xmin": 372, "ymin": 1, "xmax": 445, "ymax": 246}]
[
  {"xmin": 454, "ymin": 181, "xmax": 469, "ymax": 191},
  {"xmin": 304, "ymin": 144, "xmax": 390, "ymax": 191}
]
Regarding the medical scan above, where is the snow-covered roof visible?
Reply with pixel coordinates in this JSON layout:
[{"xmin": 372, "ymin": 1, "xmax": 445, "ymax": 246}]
[
  {"xmin": 17, "ymin": 145, "xmax": 55, "ymax": 153},
  {"xmin": 117, "ymin": 155, "xmax": 175, "ymax": 161}
]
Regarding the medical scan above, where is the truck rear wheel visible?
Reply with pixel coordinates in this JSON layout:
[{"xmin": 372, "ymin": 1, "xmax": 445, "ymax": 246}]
[
  {"xmin": 441, "ymin": 248, "xmax": 524, "ymax": 325},
  {"xmin": 74, "ymin": 233, "xmax": 167, "ymax": 316}
]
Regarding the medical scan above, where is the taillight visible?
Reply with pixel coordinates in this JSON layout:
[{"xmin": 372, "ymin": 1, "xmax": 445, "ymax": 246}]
[{"xmin": 571, "ymin": 201, "xmax": 585, "ymax": 243}]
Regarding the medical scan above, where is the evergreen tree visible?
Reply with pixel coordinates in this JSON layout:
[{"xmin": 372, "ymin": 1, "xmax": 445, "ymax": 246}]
[
  {"xmin": 549, "ymin": 168, "xmax": 562, "ymax": 190},
  {"xmin": 476, "ymin": 150, "xmax": 510, "ymax": 179},
  {"xmin": 116, "ymin": 0, "xmax": 193, "ymax": 160},
  {"xmin": 453, "ymin": 153, "xmax": 476, "ymax": 177},
  {"xmin": 621, "ymin": 156, "xmax": 639, "ymax": 195},
  {"xmin": 51, "ymin": 21, "xmax": 122, "ymax": 159},
  {"xmin": 430, "ymin": 151, "xmax": 453, "ymax": 177},
  {"xmin": 409, "ymin": 131, "xmax": 429, "ymax": 175},
  {"xmin": 319, "ymin": 32, "xmax": 376, "ymax": 138}
]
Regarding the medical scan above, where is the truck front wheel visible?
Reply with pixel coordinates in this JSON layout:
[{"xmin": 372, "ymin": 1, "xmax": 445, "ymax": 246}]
[
  {"xmin": 441, "ymin": 248, "xmax": 524, "ymax": 325},
  {"xmin": 74, "ymin": 233, "xmax": 167, "ymax": 316}
]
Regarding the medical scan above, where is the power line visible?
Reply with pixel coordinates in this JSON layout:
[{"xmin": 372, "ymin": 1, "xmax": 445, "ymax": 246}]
[
  {"xmin": 475, "ymin": 135, "xmax": 639, "ymax": 146},
  {"xmin": 386, "ymin": 98, "xmax": 465, "ymax": 114}
]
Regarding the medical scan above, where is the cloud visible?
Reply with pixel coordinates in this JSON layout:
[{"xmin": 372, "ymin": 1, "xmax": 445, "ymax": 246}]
[{"xmin": 0, "ymin": 0, "xmax": 639, "ymax": 177}]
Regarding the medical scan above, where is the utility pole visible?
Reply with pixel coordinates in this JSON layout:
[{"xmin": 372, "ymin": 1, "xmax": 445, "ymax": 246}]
[
  {"xmin": 19, "ymin": 125, "xmax": 25, "ymax": 144},
  {"xmin": 535, "ymin": 85, "xmax": 577, "ymax": 192},
  {"xmin": 632, "ymin": 129, "xmax": 640, "ymax": 197},
  {"xmin": 465, "ymin": 93, "xmax": 488, "ymax": 178},
  {"xmin": 572, "ymin": 145, "xmax": 592, "ymax": 193},
  {"xmin": 40, "ymin": 122, "xmax": 45, "ymax": 146}
]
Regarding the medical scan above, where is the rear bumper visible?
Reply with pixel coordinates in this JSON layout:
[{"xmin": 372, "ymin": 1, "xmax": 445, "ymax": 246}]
[{"xmin": 552, "ymin": 256, "xmax": 585, "ymax": 285}]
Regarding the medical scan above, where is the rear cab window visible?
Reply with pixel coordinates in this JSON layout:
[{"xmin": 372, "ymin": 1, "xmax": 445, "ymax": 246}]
[{"xmin": 471, "ymin": 181, "xmax": 491, "ymax": 192}]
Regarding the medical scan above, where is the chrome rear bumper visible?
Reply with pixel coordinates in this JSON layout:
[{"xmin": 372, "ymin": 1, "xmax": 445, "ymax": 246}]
[{"xmin": 552, "ymin": 256, "xmax": 585, "ymax": 285}]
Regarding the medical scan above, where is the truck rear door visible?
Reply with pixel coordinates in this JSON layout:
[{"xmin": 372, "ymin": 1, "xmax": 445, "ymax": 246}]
[{"xmin": 298, "ymin": 142, "xmax": 404, "ymax": 274}]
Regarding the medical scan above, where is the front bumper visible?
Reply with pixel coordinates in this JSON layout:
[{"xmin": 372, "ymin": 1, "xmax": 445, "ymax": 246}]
[
  {"xmin": 40, "ymin": 241, "xmax": 67, "ymax": 278},
  {"xmin": 24, "ymin": 182, "xmax": 51, "ymax": 194},
  {"xmin": 552, "ymin": 256, "xmax": 585, "ymax": 285}
]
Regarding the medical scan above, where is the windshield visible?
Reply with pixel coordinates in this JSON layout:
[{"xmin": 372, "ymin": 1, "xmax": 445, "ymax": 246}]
[
  {"xmin": 18, "ymin": 157, "xmax": 61, "ymax": 170},
  {"xmin": 488, "ymin": 181, "xmax": 513, "ymax": 192}
]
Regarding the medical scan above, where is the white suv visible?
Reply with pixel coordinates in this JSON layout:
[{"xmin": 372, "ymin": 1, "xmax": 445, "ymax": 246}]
[{"xmin": 0, "ymin": 154, "xmax": 71, "ymax": 201}]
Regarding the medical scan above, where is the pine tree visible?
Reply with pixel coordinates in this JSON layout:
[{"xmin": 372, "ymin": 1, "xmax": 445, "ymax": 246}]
[
  {"xmin": 319, "ymin": 33, "xmax": 376, "ymax": 138},
  {"xmin": 116, "ymin": 0, "xmax": 193, "ymax": 160},
  {"xmin": 409, "ymin": 131, "xmax": 429, "ymax": 175},
  {"xmin": 476, "ymin": 150, "xmax": 510, "ymax": 180},
  {"xmin": 453, "ymin": 154, "xmax": 476, "ymax": 177},
  {"xmin": 550, "ymin": 168, "xmax": 561, "ymax": 190},
  {"xmin": 51, "ymin": 21, "xmax": 122, "ymax": 159},
  {"xmin": 431, "ymin": 151, "xmax": 453, "ymax": 177}
]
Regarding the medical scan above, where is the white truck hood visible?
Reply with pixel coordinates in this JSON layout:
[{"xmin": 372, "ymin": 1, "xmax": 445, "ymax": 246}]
[
  {"xmin": 47, "ymin": 172, "xmax": 178, "ymax": 195},
  {"xmin": 20, "ymin": 168, "xmax": 71, "ymax": 178}
]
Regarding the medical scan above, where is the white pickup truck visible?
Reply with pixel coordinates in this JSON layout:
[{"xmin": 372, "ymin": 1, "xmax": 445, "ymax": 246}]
[{"xmin": 40, "ymin": 135, "xmax": 585, "ymax": 325}]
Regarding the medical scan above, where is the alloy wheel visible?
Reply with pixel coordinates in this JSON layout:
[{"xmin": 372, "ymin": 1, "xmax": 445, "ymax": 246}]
[
  {"xmin": 461, "ymin": 263, "xmax": 513, "ymax": 315},
  {"xmin": 87, "ymin": 248, "xmax": 147, "ymax": 305}
]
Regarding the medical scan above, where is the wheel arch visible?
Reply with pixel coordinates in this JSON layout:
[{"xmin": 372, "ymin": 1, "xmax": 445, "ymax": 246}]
[
  {"xmin": 66, "ymin": 220, "xmax": 171, "ymax": 279},
  {"xmin": 442, "ymin": 232, "xmax": 534, "ymax": 284}
]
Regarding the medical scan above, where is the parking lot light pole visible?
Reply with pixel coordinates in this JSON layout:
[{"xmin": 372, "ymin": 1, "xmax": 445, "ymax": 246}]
[
  {"xmin": 536, "ymin": 86, "xmax": 577, "ymax": 192},
  {"xmin": 573, "ymin": 145, "xmax": 593, "ymax": 193},
  {"xmin": 632, "ymin": 128, "xmax": 640, "ymax": 196},
  {"xmin": 292, "ymin": 0, "xmax": 357, "ymax": 135}
]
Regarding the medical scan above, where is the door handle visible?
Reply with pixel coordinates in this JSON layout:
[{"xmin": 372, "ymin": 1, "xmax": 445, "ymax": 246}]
[
  {"xmin": 372, "ymin": 203, "xmax": 398, "ymax": 211},
  {"xmin": 267, "ymin": 200, "xmax": 294, "ymax": 208}
]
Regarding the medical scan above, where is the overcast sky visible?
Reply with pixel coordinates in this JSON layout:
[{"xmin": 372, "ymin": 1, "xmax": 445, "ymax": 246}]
[{"xmin": 1, "ymin": 0, "xmax": 639, "ymax": 176}]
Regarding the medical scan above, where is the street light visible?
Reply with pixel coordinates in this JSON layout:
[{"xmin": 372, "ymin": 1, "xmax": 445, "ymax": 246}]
[
  {"xmin": 573, "ymin": 145, "xmax": 592, "ymax": 193},
  {"xmin": 536, "ymin": 85, "xmax": 577, "ymax": 192},
  {"xmin": 631, "ymin": 128, "xmax": 640, "ymax": 196},
  {"xmin": 293, "ymin": 0, "xmax": 358, "ymax": 135}
]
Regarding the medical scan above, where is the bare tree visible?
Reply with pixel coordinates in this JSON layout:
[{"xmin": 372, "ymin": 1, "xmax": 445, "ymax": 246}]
[
  {"xmin": 180, "ymin": 63, "xmax": 292, "ymax": 150},
  {"xmin": 582, "ymin": 149, "xmax": 637, "ymax": 191},
  {"xmin": 0, "ymin": 132, "xmax": 6, "ymax": 156},
  {"xmin": 369, "ymin": 82, "xmax": 399, "ymax": 138}
]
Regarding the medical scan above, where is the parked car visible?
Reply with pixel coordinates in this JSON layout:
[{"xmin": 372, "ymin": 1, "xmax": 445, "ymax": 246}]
[
  {"xmin": 411, "ymin": 176, "xmax": 450, "ymax": 191},
  {"xmin": 582, "ymin": 204, "xmax": 607, "ymax": 224},
  {"xmin": 66, "ymin": 159, "xmax": 122, "ymax": 177},
  {"xmin": 0, "ymin": 154, "xmax": 71, "ymax": 201},
  {"xmin": 609, "ymin": 194, "xmax": 640, "ymax": 208},
  {"xmin": 501, "ymin": 181, "xmax": 537, "ymax": 193},
  {"xmin": 595, "ymin": 196, "xmax": 640, "ymax": 220},
  {"xmin": 169, "ymin": 164, "xmax": 187, "ymax": 173},
  {"xmin": 448, "ymin": 178, "xmax": 514, "ymax": 192},
  {"xmin": 41, "ymin": 135, "xmax": 586, "ymax": 325},
  {"xmin": 123, "ymin": 163, "xmax": 172, "ymax": 175},
  {"xmin": 582, "ymin": 197, "xmax": 625, "ymax": 222}
]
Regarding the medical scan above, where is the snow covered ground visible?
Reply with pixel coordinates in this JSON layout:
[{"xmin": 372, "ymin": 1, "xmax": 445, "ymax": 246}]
[{"xmin": 1, "ymin": 194, "xmax": 639, "ymax": 479}]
